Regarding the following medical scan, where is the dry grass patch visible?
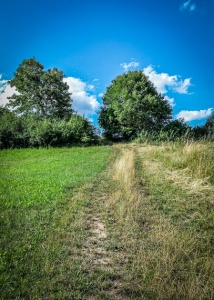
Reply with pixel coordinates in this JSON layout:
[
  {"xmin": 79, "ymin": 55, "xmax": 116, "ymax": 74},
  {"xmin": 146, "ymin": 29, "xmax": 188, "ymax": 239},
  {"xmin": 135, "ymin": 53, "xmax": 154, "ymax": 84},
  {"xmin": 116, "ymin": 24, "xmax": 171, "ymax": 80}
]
[
  {"xmin": 135, "ymin": 143, "xmax": 214, "ymax": 299},
  {"xmin": 141, "ymin": 141, "xmax": 214, "ymax": 184},
  {"xmin": 102, "ymin": 143, "xmax": 214, "ymax": 299}
]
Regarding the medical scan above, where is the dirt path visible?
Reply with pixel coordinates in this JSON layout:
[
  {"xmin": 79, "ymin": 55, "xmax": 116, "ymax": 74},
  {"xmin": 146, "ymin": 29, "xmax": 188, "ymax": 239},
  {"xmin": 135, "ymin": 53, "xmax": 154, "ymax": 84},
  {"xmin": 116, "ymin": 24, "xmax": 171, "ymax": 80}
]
[
  {"xmin": 79, "ymin": 145, "xmax": 135, "ymax": 300},
  {"xmin": 83, "ymin": 215, "xmax": 110, "ymax": 267}
]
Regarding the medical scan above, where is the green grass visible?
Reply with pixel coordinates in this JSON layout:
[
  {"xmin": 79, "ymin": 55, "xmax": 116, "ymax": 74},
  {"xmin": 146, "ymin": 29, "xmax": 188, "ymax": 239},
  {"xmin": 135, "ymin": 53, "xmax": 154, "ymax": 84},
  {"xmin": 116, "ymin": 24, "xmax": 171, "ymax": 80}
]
[
  {"xmin": 0, "ymin": 146, "xmax": 113, "ymax": 299},
  {"xmin": 0, "ymin": 147, "xmax": 112, "ymax": 208},
  {"xmin": 1, "ymin": 142, "xmax": 213, "ymax": 299}
]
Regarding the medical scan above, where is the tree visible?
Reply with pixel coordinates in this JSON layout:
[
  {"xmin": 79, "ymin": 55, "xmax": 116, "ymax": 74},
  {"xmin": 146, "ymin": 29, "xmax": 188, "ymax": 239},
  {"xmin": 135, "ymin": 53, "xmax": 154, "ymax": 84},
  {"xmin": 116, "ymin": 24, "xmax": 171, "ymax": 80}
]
[
  {"xmin": 0, "ymin": 113, "xmax": 99, "ymax": 149},
  {"xmin": 7, "ymin": 57, "xmax": 73, "ymax": 120},
  {"xmin": 0, "ymin": 106, "xmax": 10, "ymax": 116},
  {"xmin": 0, "ymin": 108, "xmax": 26, "ymax": 149},
  {"xmin": 163, "ymin": 118, "xmax": 191, "ymax": 138},
  {"xmin": 98, "ymin": 70, "xmax": 172, "ymax": 140},
  {"xmin": 204, "ymin": 113, "xmax": 214, "ymax": 135}
]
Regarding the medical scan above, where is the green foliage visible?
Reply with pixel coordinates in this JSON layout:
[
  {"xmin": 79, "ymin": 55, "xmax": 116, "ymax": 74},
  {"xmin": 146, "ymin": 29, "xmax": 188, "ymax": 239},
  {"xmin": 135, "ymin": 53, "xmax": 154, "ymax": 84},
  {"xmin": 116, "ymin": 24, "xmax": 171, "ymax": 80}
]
[
  {"xmin": 0, "ymin": 111, "xmax": 98, "ymax": 149},
  {"xmin": 189, "ymin": 114, "xmax": 214, "ymax": 141},
  {"xmin": 135, "ymin": 117, "xmax": 214, "ymax": 144},
  {"xmin": 191, "ymin": 125, "xmax": 208, "ymax": 139},
  {"xmin": 135, "ymin": 119, "xmax": 191, "ymax": 144},
  {"xmin": 0, "ymin": 57, "xmax": 101, "ymax": 148},
  {"xmin": 0, "ymin": 106, "xmax": 10, "ymax": 116},
  {"xmin": 0, "ymin": 109, "xmax": 27, "ymax": 149},
  {"xmin": 98, "ymin": 70, "xmax": 172, "ymax": 140},
  {"xmin": 7, "ymin": 57, "xmax": 73, "ymax": 120},
  {"xmin": 204, "ymin": 113, "xmax": 214, "ymax": 135},
  {"xmin": 162, "ymin": 118, "xmax": 191, "ymax": 137}
]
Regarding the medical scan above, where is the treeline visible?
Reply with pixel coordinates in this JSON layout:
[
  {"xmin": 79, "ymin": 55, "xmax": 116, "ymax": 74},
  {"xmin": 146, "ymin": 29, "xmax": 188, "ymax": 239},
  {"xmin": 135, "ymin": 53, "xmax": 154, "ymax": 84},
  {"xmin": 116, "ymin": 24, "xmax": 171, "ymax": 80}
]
[
  {"xmin": 1, "ymin": 58, "xmax": 213, "ymax": 149},
  {"xmin": 1, "ymin": 107, "xmax": 213, "ymax": 149},
  {"xmin": 0, "ymin": 108, "xmax": 99, "ymax": 149}
]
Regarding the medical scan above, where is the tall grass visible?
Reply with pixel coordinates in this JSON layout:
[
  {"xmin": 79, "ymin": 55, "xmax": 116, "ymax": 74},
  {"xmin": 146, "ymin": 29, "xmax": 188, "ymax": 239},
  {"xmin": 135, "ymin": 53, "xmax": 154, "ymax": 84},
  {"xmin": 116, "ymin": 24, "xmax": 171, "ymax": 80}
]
[
  {"xmin": 179, "ymin": 141, "xmax": 214, "ymax": 184},
  {"xmin": 136, "ymin": 143, "xmax": 214, "ymax": 299},
  {"xmin": 104, "ymin": 143, "xmax": 214, "ymax": 299},
  {"xmin": 146, "ymin": 140, "xmax": 214, "ymax": 185},
  {"xmin": 135, "ymin": 128, "xmax": 214, "ymax": 144}
]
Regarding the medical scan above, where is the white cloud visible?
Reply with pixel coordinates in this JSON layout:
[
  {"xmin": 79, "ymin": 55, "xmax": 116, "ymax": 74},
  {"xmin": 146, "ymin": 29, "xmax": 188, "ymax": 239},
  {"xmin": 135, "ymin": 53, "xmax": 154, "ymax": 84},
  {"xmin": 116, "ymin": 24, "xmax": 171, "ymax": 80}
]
[
  {"xmin": 143, "ymin": 65, "xmax": 192, "ymax": 95},
  {"xmin": 176, "ymin": 108, "xmax": 213, "ymax": 121},
  {"xmin": 0, "ymin": 84, "xmax": 19, "ymax": 107},
  {"xmin": 174, "ymin": 78, "xmax": 192, "ymax": 94},
  {"xmin": 120, "ymin": 62, "xmax": 139, "ymax": 71},
  {"xmin": 63, "ymin": 77, "xmax": 99, "ymax": 115},
  {"xmin": 180, "ymin": 0, "xmax": 196, "ymax": 11},
  {"xmin": 164, "ymin": 95, "xmax": 175, "ymax": 107},
  {"xmin": 98, "ymin": 93, "xmax": 104, "ymax": 98}
]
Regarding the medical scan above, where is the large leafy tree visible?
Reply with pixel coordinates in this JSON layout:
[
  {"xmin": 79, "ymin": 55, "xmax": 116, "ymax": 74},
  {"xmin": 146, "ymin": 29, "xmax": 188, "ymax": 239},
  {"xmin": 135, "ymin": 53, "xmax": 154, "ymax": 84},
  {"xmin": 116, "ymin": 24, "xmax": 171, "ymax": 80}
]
[
  {"xmin": 98, "ymin": 70, "xmax": 172, "ymax": 140},
  {"xmin": 7, "ymin": 58, "xmax": 73, "ymax": 119}
]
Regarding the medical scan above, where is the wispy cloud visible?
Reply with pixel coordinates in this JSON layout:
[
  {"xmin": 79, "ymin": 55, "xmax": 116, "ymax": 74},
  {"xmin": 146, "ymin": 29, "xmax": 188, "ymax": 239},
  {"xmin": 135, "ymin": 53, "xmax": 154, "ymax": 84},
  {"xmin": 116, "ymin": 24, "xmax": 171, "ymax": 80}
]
[
  {"xmin": 176, "ymin": 108, "xmax": 213, "ymax": 121},
  {"xmin": 87, "ymin": 84, "xmax": 95, "ymax": 91},
  {"xmin": 120, "ymin": 61, "xmax": 139, "ymax": 71},
  {"xmin": 190, "ymin": 3, "xmax": 196, "ymax": 11},
  {"xmin": 63, "ymin": 77, "xmax": 99, "ymax": 116},
  {"xmin": 180, "ymin": 0, "xmax": 196, "ymax": 12}
]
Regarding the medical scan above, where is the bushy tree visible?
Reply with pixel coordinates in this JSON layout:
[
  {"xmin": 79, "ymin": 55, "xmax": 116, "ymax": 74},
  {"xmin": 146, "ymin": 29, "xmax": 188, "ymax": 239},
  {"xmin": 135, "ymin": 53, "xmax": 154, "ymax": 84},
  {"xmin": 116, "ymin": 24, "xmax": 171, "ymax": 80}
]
[
  {"xmin": 0, "ymin": 108, "xmax": 27, "ymax": 149},
  {"xmin": 191, "ymin": 125, "xmax": 208, "ymax": 139},
  {"xmin": 204, "ymin": 113, "xmax": 214, "ymax": 135},
  {"xmin": 0, "ymin": 112, "xmax": 98, "ymax": 149},
  {"xmin": 162, "ymin": 118, "xmax": 191, "ymax": 139},
  {"xmin": 98, "ymin": 70, "xmax": 172, "ymax": 140},
  {"xmin": 7, "ymin": 57, "xmax": 73, "ymax": 120}
]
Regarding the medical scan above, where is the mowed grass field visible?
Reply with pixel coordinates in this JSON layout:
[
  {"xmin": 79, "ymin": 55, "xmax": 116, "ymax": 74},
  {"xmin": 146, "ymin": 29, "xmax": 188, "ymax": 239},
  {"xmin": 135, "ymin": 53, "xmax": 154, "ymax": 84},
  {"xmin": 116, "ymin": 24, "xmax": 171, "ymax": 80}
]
[
  {"xmin": 0, "ymin": 147, "xmax": 114, "ymax": 299},
  {"xmin": 0, "ymin": 147, "xmax": 113, "ymax": 208},
  {"xmin": 0, "ymin": 142, "xmax": 214, "ymax": 299}
]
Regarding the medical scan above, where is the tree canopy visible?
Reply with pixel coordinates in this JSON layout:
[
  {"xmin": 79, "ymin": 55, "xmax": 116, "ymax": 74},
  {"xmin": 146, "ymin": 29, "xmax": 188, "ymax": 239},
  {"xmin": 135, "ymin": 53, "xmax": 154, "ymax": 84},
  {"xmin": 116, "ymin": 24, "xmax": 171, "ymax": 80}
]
[
  {"xmin": 7, "ymin": 57, "xmax": 73, "ymax": 120},
  {"xmin": 0, "ymin": 57, "xmax": 101, "ymax": 149},
  {"xmin": 98, "ymin": 70, "xmax": 172, "ymax": 140}
]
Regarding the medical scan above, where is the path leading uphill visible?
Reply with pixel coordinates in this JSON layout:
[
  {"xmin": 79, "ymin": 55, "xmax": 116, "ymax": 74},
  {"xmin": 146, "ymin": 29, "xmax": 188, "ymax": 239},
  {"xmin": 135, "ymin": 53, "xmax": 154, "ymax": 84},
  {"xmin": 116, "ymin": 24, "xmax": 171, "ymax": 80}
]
[{"xmin": 76, "ymin": 143, "xmax": 214, "ymax": 300}]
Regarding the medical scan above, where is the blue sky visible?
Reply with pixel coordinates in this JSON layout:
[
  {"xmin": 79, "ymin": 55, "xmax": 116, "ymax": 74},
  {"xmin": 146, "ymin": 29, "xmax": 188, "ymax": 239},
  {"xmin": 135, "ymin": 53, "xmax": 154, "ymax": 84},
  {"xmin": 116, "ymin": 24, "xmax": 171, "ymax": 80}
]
[{"xmin": 0, "ymin": 0, "xmax": 213, "ymax": 126}]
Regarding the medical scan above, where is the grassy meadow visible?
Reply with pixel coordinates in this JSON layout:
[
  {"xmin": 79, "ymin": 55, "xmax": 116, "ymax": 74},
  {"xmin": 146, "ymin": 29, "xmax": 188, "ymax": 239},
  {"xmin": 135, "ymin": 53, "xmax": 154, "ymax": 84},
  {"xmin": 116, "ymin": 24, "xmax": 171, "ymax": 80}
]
[
  {"xmin": 0, "ymin": 146, "xmax": 114, "ymax": 299},
  {"xmin": 0, "ymin": 142, "xmax": 214, "ymax": 299}
]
